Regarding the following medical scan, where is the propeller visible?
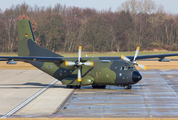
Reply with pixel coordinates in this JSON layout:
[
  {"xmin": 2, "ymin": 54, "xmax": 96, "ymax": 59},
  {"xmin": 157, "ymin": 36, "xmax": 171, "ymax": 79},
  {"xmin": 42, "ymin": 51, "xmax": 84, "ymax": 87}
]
[
  {"xmin": 65, "ymin": 46, "xmax": 94, "ymax": 82},
  {"xmin": 121, "ymin": 46, "xmax": 147, "ymax": 70}
]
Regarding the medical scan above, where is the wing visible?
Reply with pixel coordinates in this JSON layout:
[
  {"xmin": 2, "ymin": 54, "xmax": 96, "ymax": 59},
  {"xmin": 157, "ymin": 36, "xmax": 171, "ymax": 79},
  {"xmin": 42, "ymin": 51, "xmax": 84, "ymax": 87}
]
[
  {"xmin": 0, "ymin": 53, "xmax": 178, "ymax": 63},
  {"xmin": 132, "ymin": 53, "xmax": 178, "ymax": 60},
  {"xmin": 126, "ymin": 53, "xmax": 178, "ymax": 61},
  {"xmin": 98, "ymin": 53, "xmax": 178, "ymax": 61},
  {"xmin": 0, "ymin": 56, "xmax": 96, "ymax": 63},
  {"xmin": 0, "ymin": 56, "xmax": 64, "ymax": 62}
]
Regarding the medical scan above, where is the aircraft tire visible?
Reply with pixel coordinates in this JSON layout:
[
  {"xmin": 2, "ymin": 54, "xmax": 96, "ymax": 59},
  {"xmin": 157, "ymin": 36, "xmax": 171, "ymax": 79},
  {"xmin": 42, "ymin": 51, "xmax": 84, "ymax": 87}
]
[
  {"xmin": 66, "ymin": 85, "xmax": 81, "ymax": 89},
  {"xmin": 124, "ymin": 85, "xmax": 132, "ymax": 89},
  {"xmin": 92, "ymin": 85, "xmax": 106, "ymax": 89},
  {"xmin": 66, "ymin": 85, "xmax": 72, "ymax": 88},
  {"xmin": 74, "ymin": 85, "xmax": 81, "ymax": 89},
  {"xmin": 101, "ymin": 85, "xmax": 106, "ymax": 89}
]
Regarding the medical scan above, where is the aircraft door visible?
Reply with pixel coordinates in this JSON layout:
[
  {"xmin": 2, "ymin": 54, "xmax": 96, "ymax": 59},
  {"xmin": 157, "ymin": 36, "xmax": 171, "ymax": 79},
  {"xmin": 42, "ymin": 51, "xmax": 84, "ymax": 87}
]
[{"xmin": 115, "ymin": 66, "xmax": 130, "ymax": 84}]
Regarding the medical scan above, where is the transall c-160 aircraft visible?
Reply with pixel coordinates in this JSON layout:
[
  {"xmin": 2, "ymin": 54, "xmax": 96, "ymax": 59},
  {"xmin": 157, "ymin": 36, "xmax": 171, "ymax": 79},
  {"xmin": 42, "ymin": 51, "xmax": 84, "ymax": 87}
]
[{"xmin": 0, "ymin": 19, "xmax": 178, "ymax": 89}]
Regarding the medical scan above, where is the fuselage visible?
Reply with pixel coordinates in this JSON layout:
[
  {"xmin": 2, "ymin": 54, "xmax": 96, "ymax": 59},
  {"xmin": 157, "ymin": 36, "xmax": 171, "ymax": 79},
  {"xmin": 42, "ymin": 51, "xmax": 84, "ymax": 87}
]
[{"xmin": 32, "ymin": 59, "xmax": 142, "ymax": 86}]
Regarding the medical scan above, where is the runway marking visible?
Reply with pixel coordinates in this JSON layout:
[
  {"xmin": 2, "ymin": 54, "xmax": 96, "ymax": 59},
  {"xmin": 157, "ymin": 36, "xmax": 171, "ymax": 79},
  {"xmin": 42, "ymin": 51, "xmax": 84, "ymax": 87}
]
[{"xmin": 1, "ymin": 79, "xmax": 58, "ymax": 118}]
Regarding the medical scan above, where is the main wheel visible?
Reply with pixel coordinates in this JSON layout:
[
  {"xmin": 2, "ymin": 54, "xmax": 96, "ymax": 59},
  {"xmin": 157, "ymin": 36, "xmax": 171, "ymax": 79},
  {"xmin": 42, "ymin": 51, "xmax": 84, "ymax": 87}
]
[
  {"xmin": 67, "ymin": 85, "xmax": 81, "ymax": 89},
  {"xmin": 92, "ymin": 85, "xmax": 97, "ymax": 88},
  {"xmin": 92, "ymin": 85, "xmax": 106, "ymax": 89},
  {"xmin": 66, "ymin": 85, "xmax": 72, "ymax": 88},
  {"xmin": 101, "ymin": 85, "xmax": 106, "ymax": 89},
  {"xmin": 74, "ymin": 85, "xmax": 81, "ymax": 89}
]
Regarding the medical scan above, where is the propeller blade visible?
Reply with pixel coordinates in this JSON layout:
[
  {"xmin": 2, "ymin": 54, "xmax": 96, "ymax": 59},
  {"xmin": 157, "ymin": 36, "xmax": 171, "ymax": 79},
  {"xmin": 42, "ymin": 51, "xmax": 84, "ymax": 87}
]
[
  {"xmin": 138, "ymin": 64, "xmax": 147, "ymax": 70},
  {"xmin": 65, "ymin": 61, "xmax": 75, "ymax": 66},
  {"xmin": 133, "ymin": 46, "xmax": 140, "ymax": 61},
  {"xmin": 121, "ymin": 55, "xmax": 130, "ymax": 62},
  {"xmin": 78, "ymin": 46, "xmax": 82, "ymax": 62},
  {"xmin": 77, "ymin": 66, "xmax": 82, "ymax": 82},
  {"xmin": 83, "ymin": 62, "xmax": 94, "ymax": 66}
]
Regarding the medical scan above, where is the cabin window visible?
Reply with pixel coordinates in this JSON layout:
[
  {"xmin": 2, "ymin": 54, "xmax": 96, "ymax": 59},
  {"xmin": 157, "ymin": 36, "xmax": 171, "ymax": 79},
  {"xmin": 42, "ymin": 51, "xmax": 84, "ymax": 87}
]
[{"xmin": 64, "ymin": 70, "xmax": 67, "ymax": 76}]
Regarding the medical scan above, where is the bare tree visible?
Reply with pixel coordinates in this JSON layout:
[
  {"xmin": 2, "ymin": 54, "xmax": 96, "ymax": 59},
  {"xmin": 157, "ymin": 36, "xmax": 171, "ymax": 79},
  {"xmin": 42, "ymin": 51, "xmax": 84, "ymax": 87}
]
[
  {"xmin": 117, "ymin": 0, "xmax": 164, "ymax": 14},
  {"xmin": 3, "ymin": 17, "xmax": 17, "ymax": 52},
  {"xmin": 117, "ymin": 0, "xmax": 139, "ymax": 14}
]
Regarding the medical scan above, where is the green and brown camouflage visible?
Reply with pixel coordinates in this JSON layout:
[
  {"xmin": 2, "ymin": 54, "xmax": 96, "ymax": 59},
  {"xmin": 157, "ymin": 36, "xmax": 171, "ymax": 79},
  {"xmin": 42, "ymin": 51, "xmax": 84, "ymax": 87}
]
[
  {"xmin": 1, "ymin": 19, "xmax": 178, "ymax": 89},
  {"xmin": 17, "ymin": 19, "xmax": 141, "ymax": 89}
]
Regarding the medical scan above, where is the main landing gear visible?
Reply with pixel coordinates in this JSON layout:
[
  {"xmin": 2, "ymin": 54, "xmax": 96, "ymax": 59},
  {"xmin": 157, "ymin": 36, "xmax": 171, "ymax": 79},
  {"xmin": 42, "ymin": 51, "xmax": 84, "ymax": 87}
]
[
  {"xmin": 92, "ymin": 85, "xmax": 106, "ymax": 89},
  {"xmin": 124, "ymin": 85, "xmax": 132, "ymax": 89},
  {"xmin": 66, "ymin": 85, "xmax": 81, "ymax": 89}
]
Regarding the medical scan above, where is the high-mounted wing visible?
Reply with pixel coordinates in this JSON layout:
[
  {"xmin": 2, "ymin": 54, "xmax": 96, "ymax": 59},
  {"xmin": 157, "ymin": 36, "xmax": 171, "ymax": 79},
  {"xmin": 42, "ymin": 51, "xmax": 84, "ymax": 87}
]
[
  {"xmin": 0, "ymin": 56, "xmax": 96, "ymax": 63},
  {"xmin": 129, "ymin": 53, "xmax": 178, "ymax": 60},
  {"xmin": 0, "ymin": 56, "xmax": 64, "ymax": 62},
  {"xmin": 0, "ymin": 52, "xmax": 178, "ymax": 63},
  {"xmin": 98, "ymin": 53, "xmax": 178, "ymax": 61}
]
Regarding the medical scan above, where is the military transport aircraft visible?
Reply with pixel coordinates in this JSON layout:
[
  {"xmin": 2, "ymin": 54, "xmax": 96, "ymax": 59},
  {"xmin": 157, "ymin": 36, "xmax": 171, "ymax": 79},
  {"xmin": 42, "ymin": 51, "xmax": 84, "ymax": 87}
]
[{"xmin": 0, "ymin": 19, "xmax": 178, "ymax": 89}]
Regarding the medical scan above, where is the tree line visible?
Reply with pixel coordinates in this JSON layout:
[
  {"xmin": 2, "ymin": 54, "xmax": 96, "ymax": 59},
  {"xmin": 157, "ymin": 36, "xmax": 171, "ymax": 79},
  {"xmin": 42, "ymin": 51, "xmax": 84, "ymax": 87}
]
[{"xmin": 0, "ymin": 0, "xmax": 178, "ymax": 53}]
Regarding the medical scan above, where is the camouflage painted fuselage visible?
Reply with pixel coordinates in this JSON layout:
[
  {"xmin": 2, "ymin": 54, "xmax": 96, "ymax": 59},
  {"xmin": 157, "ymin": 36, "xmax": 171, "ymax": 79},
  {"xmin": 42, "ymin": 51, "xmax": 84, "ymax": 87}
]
[
  {"xmin": 30, "ymin": 59, "xmax": 142, "ymax": 86},
  {"xmin": 18, "ymin": 19, "xmax": 142, "ymax": 87}
]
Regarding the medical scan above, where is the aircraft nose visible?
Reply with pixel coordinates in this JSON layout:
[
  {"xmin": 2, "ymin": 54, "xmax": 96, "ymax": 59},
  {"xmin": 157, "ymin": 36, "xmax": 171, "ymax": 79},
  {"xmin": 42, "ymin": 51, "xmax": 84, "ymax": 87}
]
[{"xmin": 132, "ymin": 71, "xmax": 142, "ymax": 83}]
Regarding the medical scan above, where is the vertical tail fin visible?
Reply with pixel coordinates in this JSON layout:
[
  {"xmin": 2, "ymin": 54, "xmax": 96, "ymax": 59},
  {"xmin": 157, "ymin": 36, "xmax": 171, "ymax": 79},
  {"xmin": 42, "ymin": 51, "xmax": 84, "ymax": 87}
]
[{"xmin": 18, "ymin": 19, "xmax": 62, "ymax": 57}]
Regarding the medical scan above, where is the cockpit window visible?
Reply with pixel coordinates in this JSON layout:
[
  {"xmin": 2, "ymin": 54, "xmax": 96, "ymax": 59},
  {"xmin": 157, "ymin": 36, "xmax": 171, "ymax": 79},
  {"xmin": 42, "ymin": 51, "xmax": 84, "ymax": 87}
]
[
  {"xmin": 120, "ymin": 66, "xmax": 124, "ymax": 70},
  {"xmin": 128, "ymin": 67, "xmax": 133, "ymax": 69},
  {"xmin": 120, "ymin": 66, "xmax": 133, "ymax": 70}
]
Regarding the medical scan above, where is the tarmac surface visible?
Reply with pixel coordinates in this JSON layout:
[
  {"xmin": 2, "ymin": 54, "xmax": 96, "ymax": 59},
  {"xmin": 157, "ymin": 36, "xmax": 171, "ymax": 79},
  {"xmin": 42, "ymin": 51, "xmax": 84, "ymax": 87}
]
[
  {"xmin": 0, "ymin": 69, "xmax": 178, "ymax": 118},
  {"xmin": 0, "ymin": 69, "xmax": 73, "ymax": 118},
  {"xmin": 54, "ymin": 69, "xmax": 178, "ymax": 118}
]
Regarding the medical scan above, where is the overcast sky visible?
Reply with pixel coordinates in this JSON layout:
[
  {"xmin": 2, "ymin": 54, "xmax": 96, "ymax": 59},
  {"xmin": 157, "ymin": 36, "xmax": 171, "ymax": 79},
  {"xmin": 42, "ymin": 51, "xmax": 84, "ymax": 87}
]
[{"xmin": 0, "ymin": 0, "xmax": 177, "ymax": 14}]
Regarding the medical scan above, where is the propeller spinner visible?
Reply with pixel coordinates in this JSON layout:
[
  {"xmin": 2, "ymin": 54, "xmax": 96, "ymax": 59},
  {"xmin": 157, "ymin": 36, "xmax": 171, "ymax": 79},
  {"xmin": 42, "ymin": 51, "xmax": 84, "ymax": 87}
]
[
  {"xmin": 65, "ymin": 46, "xmax": 94, "ymax": 82},
  {"xmin": 121, "ymin": 46, "xmax": 147, "ymax": 70}
]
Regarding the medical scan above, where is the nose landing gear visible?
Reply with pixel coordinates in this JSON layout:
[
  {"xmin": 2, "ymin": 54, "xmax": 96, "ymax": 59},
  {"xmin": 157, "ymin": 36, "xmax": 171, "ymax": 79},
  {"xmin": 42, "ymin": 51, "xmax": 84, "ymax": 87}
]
[{"xmin": 124, "ymin": 85, "xmax": 132, "ymax": 89}]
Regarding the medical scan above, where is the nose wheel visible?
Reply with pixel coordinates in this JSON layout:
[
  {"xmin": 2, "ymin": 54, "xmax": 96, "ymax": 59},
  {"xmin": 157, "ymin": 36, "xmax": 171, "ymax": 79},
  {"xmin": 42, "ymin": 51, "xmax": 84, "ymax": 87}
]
[{"xmin": 124, "ymin": 85, "xmax": 132, "ymax": 89}]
